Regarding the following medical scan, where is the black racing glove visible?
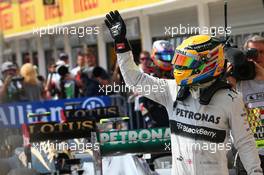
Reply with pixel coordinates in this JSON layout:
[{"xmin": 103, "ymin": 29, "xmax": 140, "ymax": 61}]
[{"xmin": 105, "ymin": 10, "xmax": 131, "ymax": 53}]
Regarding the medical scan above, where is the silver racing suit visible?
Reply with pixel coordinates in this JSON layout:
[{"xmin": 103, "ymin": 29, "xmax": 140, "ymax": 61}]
[{"xmin": 117, "ymin": 51, "xmax": 263, "ymax": 175}]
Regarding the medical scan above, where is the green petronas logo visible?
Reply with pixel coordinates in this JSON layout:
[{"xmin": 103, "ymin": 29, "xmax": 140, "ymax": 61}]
[{"xmin": 99, "ymin": 128, "xmax": 171, "ymax": 145}]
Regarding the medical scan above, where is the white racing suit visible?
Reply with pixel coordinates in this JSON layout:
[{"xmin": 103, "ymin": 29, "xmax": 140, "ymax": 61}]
[{"xmin": 117, "ymin": 51, "xmax": 263, "ymax": 175}]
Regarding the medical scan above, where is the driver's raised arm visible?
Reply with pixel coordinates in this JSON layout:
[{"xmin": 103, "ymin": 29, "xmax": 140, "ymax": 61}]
[
  {"xmin": 117, "ymin": 51, "xmax": 175, "ymax": 106},
  {"xmin": 104, "ymin": 10, "xmax": 176, "ymax": 106}
]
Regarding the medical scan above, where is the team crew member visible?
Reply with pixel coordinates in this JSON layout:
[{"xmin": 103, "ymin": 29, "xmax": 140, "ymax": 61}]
[{"xmin": 104, "ymin": 10, "xmax": 262, "ymax": 175}]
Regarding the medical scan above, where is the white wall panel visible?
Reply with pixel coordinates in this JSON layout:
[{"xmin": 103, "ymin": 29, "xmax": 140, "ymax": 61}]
[{"xmin": 149, "ymin": 6, "xmax": 198, "ymax": 37}]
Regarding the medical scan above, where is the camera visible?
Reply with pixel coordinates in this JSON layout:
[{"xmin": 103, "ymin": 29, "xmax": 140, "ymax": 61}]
[
  {"xmin": 225, "ymin": 47, "xmax": 257, "ymax": 81},
  {"xmin": 245, "ymin": 48, "xmax": 258, "ymax": 59},
  {"xmin": 56, "ymin": 64, "xmax": 69, "ymax": 77},
  {"xmin": 11, "ymin": 76, "xmax": 24, "ymax": 82}
]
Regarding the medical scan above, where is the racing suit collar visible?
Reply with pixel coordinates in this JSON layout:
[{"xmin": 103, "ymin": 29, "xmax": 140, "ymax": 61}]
[{"xmin": 189, "ymin": 80, "xmax": 216, "ymax": 99}]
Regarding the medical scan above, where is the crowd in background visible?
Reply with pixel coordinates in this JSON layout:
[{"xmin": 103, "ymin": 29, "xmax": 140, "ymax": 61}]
[
  {"xmin": 0, "ymin": 49, "xmax": 117, "ymax": 104},
  {"xmin": 0, "ymin": 46, "xmax": 164, "ymax": 106}
]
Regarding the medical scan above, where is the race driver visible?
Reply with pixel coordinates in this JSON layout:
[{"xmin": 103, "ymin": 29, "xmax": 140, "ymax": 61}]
[
  {"xmin": 104, "ymin": 10, "xmax": 263, "ymax": 175},
  {"xmin": 150, "ymin": 40, "xmax": 174, "ymax": 79}
]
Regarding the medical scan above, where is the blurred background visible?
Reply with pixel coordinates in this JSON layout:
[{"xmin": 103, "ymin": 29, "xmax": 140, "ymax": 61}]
[
  {"xmin": 0, "ymin": 0, "xmax": 263, "ymax": 77},
  {"xmin": 0, "ymin": 0, "xmax": 263, "ymax": 174}
]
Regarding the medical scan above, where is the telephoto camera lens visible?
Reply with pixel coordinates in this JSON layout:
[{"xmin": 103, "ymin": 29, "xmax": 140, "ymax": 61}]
[
  {"xmin": 57, "ymin": 65, "xmax": 69, "ymax": 77},
  {"xmin": 246, "ymin": 48, "xmax": 258, "ymax": 59}
]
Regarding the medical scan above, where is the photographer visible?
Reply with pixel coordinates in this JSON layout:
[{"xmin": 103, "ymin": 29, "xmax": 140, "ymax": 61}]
[
  {"xmin": 45, "ymin": 53, "xmax": 80, "ymax": 99},
  {"xmin": 226, "ymin": 35, "xmax": 264, "ymax": 174},
  {"xmin": 56, "ymin": 61, "xmax": 80, "ymax": 99},
  {"xmin": 0, "ymin": 62, "xmax": 25, "ymax": 156},
  {"xmin": 0, "ymin": 61, "xmax": 25, "ymax": 103}
]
